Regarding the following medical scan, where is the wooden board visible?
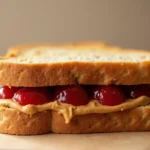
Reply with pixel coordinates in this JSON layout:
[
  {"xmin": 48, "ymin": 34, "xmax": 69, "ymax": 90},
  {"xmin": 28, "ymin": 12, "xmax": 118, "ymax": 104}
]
[{"xmin": 0, "ymin": 132, "xmax": 150, "ymax": 150}]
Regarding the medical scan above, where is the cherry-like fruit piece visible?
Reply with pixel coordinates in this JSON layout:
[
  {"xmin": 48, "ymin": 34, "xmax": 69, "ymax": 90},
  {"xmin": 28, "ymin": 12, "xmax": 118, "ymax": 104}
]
[
  {"xmin": 0, "ymin": 86, "xmax": 20, "ymax": 99},
  {"xmin": 13, "ymin": 87, "xmax": 52, "ymax": 105},
  {"xmin": 130, "ymin": 85, "xmax": 150, "ymax": 98},
  {"xmin": 54, "ymin": 85, "xmax": 89, "ymax": 106},
  {"xmin": 92, "ymin": 86, "xmax": 125, "ymax": 106}
]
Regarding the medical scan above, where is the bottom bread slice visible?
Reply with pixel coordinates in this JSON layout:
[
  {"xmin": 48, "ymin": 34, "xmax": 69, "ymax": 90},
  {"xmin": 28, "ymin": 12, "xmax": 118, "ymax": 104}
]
[
  {"xmin": 0, "ymin": 106, "xmax": 150, "ymax": 135},
  {"xmin": 0, "ymin": 108, "xmax": 51, "ymax": 135},
  {"xmin": 52, "ymin": 106, "xmax": 150, "ymax": 133}
]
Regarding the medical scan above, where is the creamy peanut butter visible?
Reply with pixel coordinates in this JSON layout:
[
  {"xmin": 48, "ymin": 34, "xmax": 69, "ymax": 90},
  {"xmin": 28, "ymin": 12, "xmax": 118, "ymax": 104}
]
[{"xmin": 0, "ymin": 96, "xmax": 150, "ymax": 123}]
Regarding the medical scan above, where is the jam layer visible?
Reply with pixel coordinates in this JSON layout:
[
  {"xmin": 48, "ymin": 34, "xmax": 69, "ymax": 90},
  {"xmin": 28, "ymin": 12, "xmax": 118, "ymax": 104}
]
[{"xmin": 1, "ymin": 85, "xmax": 150, "ymax": 106}]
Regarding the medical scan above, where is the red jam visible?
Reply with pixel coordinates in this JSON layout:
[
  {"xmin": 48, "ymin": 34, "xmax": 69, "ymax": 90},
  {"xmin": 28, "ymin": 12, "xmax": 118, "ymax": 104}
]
[
  {"xmin": 0, "ymin": 84, "xmax": 149, "ymax": 106},
  {"xmin": 90, "ymin": 86, "xmax": 125, "ymax": 106},
  {"xmin": 13, "ymin": 87, "xmax": 52, "ymax": 105},
  {"xmin": 130, "ymin": 85, "xmax": 150, "ymax": 98},
  {"xmin": 0, "ymin": 86, "xmax": 20, "ymax": 99},
  {"xmin": 54, "ymin": 85, "xmax": 89, "ymax": 106}
]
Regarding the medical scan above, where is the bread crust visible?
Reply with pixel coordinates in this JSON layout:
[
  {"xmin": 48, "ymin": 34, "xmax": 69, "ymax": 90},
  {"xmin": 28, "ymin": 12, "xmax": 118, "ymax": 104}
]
[
  {"xmin": 1, "ymin": 106, "xmax": 150, "ymax": 135},
  {"xmin": 51, "ymin": 106, "xmax": 150, "ymax": 133},
  {"xmin": 0, "ymin": 60, "xmax": 150, "ymax": 87},
  {"xmin": 0, "ymin": 42, "xmax": 150, "ymax": 86},
  {"xmin": 0, "ymin": 108, "xmax": 51, "ymax": 135}
]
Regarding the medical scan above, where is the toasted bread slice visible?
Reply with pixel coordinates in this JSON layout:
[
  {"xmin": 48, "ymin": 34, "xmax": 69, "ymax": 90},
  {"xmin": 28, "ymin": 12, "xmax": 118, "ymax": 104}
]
[
  {"xmin": 0, "ymin": 42, "xmax": 150, "ymax": 86},
  {"xmin": 0, "ymin": 108, "xmax": 51, "ymax": 135},
  {"xmin": 52, "ymin": 106, "xmax": 150, "ymax": 133},
  {"xmin": 1, "ymin": 107, "xmax": 150, "ymax": 135}
]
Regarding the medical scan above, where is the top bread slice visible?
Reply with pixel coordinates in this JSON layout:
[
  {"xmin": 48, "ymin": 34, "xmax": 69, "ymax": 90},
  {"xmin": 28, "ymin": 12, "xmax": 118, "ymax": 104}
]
[{"xmin": 0, "ymin": 42, "xmax": 150, "ymax": 87}]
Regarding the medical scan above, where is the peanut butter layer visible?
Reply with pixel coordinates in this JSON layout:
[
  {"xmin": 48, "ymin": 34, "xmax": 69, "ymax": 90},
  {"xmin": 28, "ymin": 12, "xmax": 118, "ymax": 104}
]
[{"xmin": 0, "ymin": 96, "xmax": 150, "ymax": 123}]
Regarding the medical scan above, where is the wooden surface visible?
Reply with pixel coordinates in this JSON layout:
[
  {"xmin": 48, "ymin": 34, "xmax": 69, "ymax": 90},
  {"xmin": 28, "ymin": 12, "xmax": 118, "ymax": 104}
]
[{"xmin": 0, "ymin": 132, "xmax": 150, "ymax": 150}]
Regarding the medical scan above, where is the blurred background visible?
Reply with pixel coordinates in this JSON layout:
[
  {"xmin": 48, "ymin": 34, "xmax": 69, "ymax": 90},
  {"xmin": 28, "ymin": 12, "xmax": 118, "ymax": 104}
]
[{"xmin": 0, "ymin": 0, "xmax": 150, "ymax": 55}]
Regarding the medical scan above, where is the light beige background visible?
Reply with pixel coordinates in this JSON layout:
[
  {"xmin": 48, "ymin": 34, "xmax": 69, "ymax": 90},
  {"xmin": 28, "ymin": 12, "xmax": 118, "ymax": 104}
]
[
  {"xmin": 0, "ymin": 0, "xmax": 150, "ymax": 55},
  {"xmin": 1, "ymin": 132, "xmax": 150, "ymax": 150}
]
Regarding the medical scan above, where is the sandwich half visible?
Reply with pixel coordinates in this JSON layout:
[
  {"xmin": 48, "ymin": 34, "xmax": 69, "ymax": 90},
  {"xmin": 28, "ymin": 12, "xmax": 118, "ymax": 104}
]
[{"xmin": 0, "ymin": 42, "xmax": 150, "ymax": 135}]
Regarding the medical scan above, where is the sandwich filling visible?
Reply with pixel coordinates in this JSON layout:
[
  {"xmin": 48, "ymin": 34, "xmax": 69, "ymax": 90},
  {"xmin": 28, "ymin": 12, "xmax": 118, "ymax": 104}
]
[{"xmin": 0, "ymin": 85, "xmax": 150, "ymax": 123}]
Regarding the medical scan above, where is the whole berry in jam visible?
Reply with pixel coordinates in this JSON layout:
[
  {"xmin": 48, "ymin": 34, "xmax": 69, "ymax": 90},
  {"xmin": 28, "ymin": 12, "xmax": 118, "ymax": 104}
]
[
  {"xmin": 54, "ymin": 85, "xmax": 89, "ymax": 106},
  {"xmin": 0, "ymin": 86, "xmax": 20, "ymax": 99},
  {"xmin": 13, "ymin": 87, "xmax": 52, "ymax": 105},
  {"xmin": 91, "ymin": 86, "xmax": 125, "ymax": 106},
  {"xmin": 130, "ymin": 85, "xmax": 150, "ymax": 98}
]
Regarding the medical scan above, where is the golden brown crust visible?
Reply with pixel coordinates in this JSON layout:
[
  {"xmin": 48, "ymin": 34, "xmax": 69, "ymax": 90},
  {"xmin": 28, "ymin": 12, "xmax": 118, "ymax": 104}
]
[
  {"xmin": 1, "ymin": 60, "xmax": 150, "ymax": 87},
  {"xmin": 0, "ymin": 42, "xmax": 150, "ymax": 86},
  {"xmin": 51, "ymin": 106, "xmax": 150, "ymax": 133},
  {"xmin": 4, "ymin": 62, "xmax": 150, "ymax": 86},
  {"xmin": 0, "ymin": 108, "xmax": 51, "ymax": 135},
  {"xmin": 1, "ymin": 106, "xmax": 150, "ymax": 135}
]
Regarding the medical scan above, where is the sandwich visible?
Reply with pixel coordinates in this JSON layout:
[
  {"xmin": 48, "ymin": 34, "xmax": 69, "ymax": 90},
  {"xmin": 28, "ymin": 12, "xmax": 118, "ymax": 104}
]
[{"xmin": 0, "ymin": 42, "xmax": 150, "ymax": 135}]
